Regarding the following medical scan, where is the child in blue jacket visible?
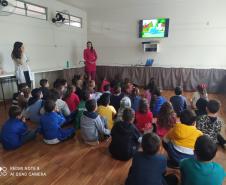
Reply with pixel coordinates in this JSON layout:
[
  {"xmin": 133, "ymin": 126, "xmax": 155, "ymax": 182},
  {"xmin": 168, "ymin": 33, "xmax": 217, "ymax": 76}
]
[
  {"xmin": 1, "ymin": 106, "xmax": 37, "ymax": 150},
  {"xmin": 40, "ymin": 100, "xmax": 75, "ymax": 144}
]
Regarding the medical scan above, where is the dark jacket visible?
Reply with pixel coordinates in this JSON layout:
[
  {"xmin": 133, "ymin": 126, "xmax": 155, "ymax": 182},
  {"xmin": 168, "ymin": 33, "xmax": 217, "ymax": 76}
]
[
  {"xmin": 125, "ymin": 152, "xmax": 167, "ymax": 185},
  {"xmin": 109, "ymin": 121, "xmax": 141, "ymax": 161}
]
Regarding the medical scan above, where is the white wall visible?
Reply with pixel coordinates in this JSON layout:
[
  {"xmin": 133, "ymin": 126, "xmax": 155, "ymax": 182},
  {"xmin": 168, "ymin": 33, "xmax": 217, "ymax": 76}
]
[
  {"xmin": 0, "ymin": 0, "xmax": 87, "ymax": 73},
  {"xmin": 86, "ymin": 0, "xmax": 226, "ymax": 69}
]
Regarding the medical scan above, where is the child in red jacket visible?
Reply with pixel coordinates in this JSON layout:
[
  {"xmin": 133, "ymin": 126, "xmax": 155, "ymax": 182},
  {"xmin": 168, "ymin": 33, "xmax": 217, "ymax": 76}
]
[
  {"xmin": 64, "ymin": 85, "xmax": 80, "ymax": 112},
  {"xmin": 135, "ymin": 98, "xmax": 153, "ymax": 133}
]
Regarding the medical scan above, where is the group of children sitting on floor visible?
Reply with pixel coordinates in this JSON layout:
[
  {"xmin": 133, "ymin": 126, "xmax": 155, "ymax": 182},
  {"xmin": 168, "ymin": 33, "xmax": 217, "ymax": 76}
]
[{"xmin": 0, "ymin": 75, "xmax": 225, "ymax": 185}]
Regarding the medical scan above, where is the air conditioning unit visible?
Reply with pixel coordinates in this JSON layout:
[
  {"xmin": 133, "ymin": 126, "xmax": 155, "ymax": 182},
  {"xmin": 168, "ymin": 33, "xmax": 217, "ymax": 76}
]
[{"xmin": 142, "ymin": 41, "xmax": 160, "ymax": 52}]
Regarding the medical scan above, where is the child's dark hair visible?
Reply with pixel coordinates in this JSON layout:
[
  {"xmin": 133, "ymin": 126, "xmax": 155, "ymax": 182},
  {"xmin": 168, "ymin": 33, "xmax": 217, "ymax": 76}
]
[
  {"xmin": 153, "ymin": 87, "xmax": 161, "ymax": 96},
  {"xmin": 64, "ymin": 85, "xmax": 74, "ymax": 100},
  {"xmin": 98, "ymin": 93, "xmax": 110, "ymax": 106},
  {"xmin": 113, "ymin": 84, "xmax": 121, "ymax": 94},
  {"xmin": 103, "ymin": 84, "xmax": 111, "ymax": 92},
  {"xmin": 28, "ymin": 88, "xmax": 42, "ymax": 106},
  {"xmin": 175, "ymin": 86, "xmax": 182, "ymax": 95},
  {"xmin": 18, "ymin": 83, "xmax": 28, "ymax": 91},
  {"xmin": 81, "ymin": 90, "xmax": 90, "ymax": 101},
  {"xmin": 180, "ymin": 109, "xmax": 196, "ymax": 125},
  {"xmin": 142, "ymin": 133, "xmax": 161, "ymax": 155},
  {"xmin": 72, "ymin": 74, "xmax": 82, "ymax": 86},
  {"xmin": 40, "ymin": 79, "xmax": 48, "ymax": 87},
  {"xmin": 47, "ymin": 89, "xmax": 61, "ymax": 102},
  {"xmin": 158, "ymin": 102, "xmax": 175, "ymax": 129},
  {"xmin": 147, "ymin": 77, "xmax": 157, "ymax": 93},
  {"xmin": 207, "ymin": 100, "xmax": 221, "ymax": 114},
  {"xmin": 53, "ymin": 78, "xmax": 67, "ymax": 89},
  {"xmin": 138, "ymin": 98, "xmax": 149, "ymax": 114},
  {"xmin": 9, "ymin": 106, "xmax": 22, "ymax": 118},
  {"xmin": 122, "ymin": 108, "xmax": 134, "ymax": 122},
  {"xmin": 44, "ymin": 99, "xmax": 56, "ymax": 113},
  {"xmin": 85, "ymin": 99, "xmax": 97, "ymax": 112},
  {"xmin": 194, "ymin": 135, "xmax": 217, "ymax": 161}
]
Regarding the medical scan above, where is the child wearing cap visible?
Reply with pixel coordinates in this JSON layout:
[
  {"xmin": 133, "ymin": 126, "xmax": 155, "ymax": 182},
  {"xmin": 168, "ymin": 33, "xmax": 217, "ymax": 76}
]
[{"xmin": 115, "ymin": 96, "xmax": 131, "ymax": 122}]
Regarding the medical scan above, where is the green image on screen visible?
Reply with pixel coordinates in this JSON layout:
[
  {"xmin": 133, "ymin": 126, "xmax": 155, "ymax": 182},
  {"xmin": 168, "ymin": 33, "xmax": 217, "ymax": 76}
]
[{"xmin": 142, "ymin": 18, "xmax": 167, "ymax": 38}]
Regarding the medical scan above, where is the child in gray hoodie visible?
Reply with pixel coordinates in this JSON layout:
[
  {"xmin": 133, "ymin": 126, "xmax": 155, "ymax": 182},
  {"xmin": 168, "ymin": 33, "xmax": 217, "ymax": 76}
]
[{"xmin": 80, "ymin": 99, "xmax": 110, "ymax": 144}]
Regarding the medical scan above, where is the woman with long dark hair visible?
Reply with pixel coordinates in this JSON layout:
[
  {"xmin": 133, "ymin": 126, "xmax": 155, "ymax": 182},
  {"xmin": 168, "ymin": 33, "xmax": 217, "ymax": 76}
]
[
  {"xmin": 11, "ymin": 42, "xmax": 33, "ymax": 87},
  {"xmin": 83, "ymin": 41, "xmax": 97, "ymax": 81}
]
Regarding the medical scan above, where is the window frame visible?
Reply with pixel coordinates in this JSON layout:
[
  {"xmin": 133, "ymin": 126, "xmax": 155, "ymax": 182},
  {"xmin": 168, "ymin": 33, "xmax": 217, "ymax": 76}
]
[
  {"xmin": 56, "ymin": 11, "xmax": 82, "ymax": 28},
  {"xmin": 3, "ymin": 0, "xmax": 48, "ymax": 21}
]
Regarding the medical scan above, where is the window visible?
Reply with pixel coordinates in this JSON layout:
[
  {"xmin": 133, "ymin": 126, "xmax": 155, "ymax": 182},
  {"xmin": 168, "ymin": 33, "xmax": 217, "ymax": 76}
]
[
  {"xmin": 56, "ymin": 11, "xmax": 82, "ymax": 28},
  {"xmin": 70, "ymin": 15, "xmax": 82, "ymax": 28},
  {"xmin": 3, "ymin": 0, "xmax": 47, "ymax": 20}
]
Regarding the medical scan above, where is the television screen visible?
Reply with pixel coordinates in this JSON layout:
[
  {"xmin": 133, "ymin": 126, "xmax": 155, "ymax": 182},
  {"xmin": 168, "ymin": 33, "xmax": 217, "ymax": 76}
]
[{"xmin": 139, "ymin": 18, "xmax": 169, "ymax": 38}]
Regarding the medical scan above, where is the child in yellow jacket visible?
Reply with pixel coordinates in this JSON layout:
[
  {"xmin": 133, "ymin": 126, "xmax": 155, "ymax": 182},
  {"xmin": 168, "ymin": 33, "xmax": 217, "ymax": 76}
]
[{"xmin": 163, "ymin": 109, "xmax": 203, "ymax": 167}]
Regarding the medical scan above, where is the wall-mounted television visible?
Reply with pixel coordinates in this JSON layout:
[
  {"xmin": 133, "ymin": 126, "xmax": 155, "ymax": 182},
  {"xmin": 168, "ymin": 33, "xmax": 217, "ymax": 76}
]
[{"xmin": 139, "ymin": 18, "xmax": 169, "ymax": 38}]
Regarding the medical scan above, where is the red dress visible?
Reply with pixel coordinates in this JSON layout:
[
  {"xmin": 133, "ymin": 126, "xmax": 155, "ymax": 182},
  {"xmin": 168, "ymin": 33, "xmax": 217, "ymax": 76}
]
[
  {"xmin": 65, "ymin": 93, "xmax": 80, "ymax": 112},
  {"xmin": 83, "ymin": 48, "xmax": 97, "ymax": 72},
  {"xmin": 135, "ymin": 111, "xmax": 153, "ymax": 133}
]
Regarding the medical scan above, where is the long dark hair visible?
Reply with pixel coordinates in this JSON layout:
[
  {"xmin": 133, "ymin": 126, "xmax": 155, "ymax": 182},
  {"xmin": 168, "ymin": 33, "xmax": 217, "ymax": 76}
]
[
  {"xmin": 64, "ymin": 85, "xmax": 74, "ymax": 100},
  {"xmin": 11, "ymin": 41, "xmax": 23, "ymax": 59},
  {"xmin": 87, "ymin": 41, "xmax": 94, "ymax": 52},
  {"xmin": 157, "ymin": 101, "xmax": 176, "ymax": 129}
]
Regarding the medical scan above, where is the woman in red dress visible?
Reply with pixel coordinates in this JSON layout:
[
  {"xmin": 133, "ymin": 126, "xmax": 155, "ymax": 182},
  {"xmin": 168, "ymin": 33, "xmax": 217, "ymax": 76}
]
[{"xmin": 83, "ymin": 41, "xmax": 97, "ymax": 81}]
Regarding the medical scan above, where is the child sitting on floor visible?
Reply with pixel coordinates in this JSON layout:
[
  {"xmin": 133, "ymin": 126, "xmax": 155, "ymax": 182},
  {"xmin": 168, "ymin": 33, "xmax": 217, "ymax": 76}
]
[
  {"xmin": 110, "ymin": 85, "xmax": 124, "ymax": 112},
  {"xmin": 109, "ymin": 108, "xmax": 141, "ymax": 161},
  {"xmin": 97, "ymin": 93, "xmax": 116, "ymax": 129},
  {"xmin": 12, "ymin": 83, "xmax": 28, "ymax": 106},
  {"xmin": 180, "ymin": 135, "xmax": 225, "ymax": 185},
  {"xmin": 40, "ymin": 100, "xmax": 75, "ymax": 145},
  {"xmin": 72, "ymin": 74, "xmax": 84, "ymax": 100},
  {"xmin": 100, "ymin": 76, "xmax": 110, "ymax": 93},
  {"xmin": 135, "ymin": 98, "xmax": 153, "ymax": 134},
  {"xmin": 195, "ymin": 97, "xmax": 208, "ymax": 116},
  {"xmin": 191, "ymin": 83, "xmax": 208, "ymax": 109},
  {"xmin": 163, "ymin": 109, "xmax": 203, "ymax": 167},
  {"xmin": 125, "ymin": 133, "xmax": 170, "ymax": 185},
  {"xmin": 131, "ymin": 87, "xmax": 141, "ymax": 112},
  {"xmin": 103, "ymin": 84, "xmax": 111, "ymax": 94},
  {"xmin": 64, "ymin": 85, "xmax": 80, "ymax": 112},
  {"xmin": 24, "ymin": 88, "xmax": 43, "ymax": 124},
  {"xmin": 156, "ymin": 102, "xmax": 177, "ymax": 138},
  {"xmin": 46, "ymin": 89, "xmax": 71, "ymax": 118},
  {"xmin": 115, "ymin": 96, "xmax": 131, "ymax": 122},
  {"xmin": 196, "ymin": 99, "xmax": 226, "ymax": 147},
  {"xmin": 150, "ymin": 87, "xmax": 167, "ymax": 117},
  {"xmin": 39, "ymin": 79, "xmax": 49, "ymax": 100},
  {"xmin": 74, "ymin": 90, "xmax": 90, "ymax": 129},
  {"xmin": 89, "ymin": 80, "xmax": 102, "ymax": 101},
  {"xmin": 144, "ymin": 77, "xmax": 157, "ymax": 103},
  {"xmin": 170, "ymin": 86, "xmax": 187, "ymax": 116},
  {"xmin": 1, "ymin": 106, "xmax": 37, "ymax": 150},
  {"xmin": 80, "ymin": 99, "xmax": 110, "ymax": 145}
]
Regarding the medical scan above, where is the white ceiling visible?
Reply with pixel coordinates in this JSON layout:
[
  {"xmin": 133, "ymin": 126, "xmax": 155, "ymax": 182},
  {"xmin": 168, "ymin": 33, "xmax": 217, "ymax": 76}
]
[{"xmin": 58, "ymin": 0, "xmax": 185, "ymax": 10}]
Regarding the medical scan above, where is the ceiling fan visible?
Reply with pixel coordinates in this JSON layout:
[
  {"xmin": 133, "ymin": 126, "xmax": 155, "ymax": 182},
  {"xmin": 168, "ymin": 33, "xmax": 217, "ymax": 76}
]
[
  {"xmin": 52, "ymin": 10, "xmax": 70, "ymax": 27},
  {"xmin": 0, "ymin": 0, "xmax": 17, "ymax": 16}
]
